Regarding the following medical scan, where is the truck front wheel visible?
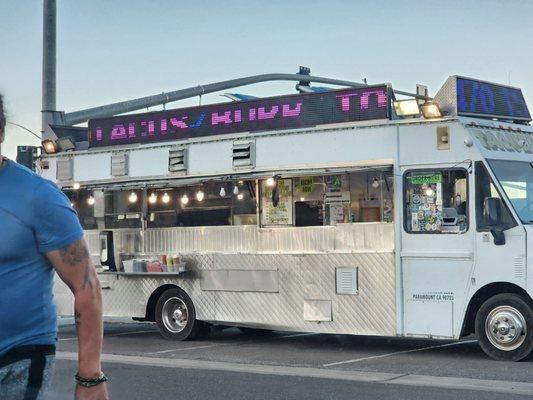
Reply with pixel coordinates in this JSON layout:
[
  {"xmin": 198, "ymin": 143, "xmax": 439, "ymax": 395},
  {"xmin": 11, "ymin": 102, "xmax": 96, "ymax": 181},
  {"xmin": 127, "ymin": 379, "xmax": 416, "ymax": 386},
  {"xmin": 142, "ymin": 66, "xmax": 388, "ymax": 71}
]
[
  {"xmin": 475, "ymin": 293, "xmax": 533, "ymax": 361},
  {"xmin": 155, "ymin": 288, "xmax": 208, "ymax": 340}
]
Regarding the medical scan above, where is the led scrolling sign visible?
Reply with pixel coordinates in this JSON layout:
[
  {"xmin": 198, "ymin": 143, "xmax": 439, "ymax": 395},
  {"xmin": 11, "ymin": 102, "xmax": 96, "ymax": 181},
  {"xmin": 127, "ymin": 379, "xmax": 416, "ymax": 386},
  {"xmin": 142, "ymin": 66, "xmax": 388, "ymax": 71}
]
[
  {"xmin": 456, "ymin": 77, "xmax": 531, "ymax": 122},
  {"xmin": 88, "ymin": 85, "xmax": 390, "ymax": 148}
]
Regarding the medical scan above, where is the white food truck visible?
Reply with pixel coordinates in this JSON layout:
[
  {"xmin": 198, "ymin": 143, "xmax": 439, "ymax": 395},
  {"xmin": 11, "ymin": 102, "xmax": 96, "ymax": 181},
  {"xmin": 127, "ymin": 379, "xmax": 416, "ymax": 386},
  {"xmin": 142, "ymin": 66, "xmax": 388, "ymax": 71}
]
[{"xmin": 41, "ymin": 75, "xmax": 533, "ymax": 361}]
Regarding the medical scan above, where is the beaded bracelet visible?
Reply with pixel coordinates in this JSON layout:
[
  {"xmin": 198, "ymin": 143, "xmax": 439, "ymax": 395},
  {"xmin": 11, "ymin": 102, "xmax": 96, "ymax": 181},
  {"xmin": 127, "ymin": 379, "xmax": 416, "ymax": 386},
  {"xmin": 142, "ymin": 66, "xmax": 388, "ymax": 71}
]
[{"xmin": 75, "ymin": 372, "xmax": 108, "ymax": 387}]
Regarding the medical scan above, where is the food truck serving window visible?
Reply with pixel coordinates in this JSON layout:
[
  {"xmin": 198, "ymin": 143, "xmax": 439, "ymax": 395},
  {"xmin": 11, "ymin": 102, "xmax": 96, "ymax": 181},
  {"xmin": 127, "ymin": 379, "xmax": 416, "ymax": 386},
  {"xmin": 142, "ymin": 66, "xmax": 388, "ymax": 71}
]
[{"xmin": 404, "ymin": 169, "xmax": 468, "ymax": 234}]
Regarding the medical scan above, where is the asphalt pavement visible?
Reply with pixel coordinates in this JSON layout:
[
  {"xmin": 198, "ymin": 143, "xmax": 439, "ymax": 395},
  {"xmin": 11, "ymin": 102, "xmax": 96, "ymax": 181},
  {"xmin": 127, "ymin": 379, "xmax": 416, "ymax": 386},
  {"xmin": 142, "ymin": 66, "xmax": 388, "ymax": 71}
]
[{"xmin": 44, "ymin": 322, "xmax": 533, "ymax": 399}]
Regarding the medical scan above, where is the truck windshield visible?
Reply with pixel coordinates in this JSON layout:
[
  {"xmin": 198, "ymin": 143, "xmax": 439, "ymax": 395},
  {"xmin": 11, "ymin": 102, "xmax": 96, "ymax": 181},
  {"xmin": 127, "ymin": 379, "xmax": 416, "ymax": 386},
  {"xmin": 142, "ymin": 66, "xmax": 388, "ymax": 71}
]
[{"xmin": 488, "ymin": 159, "xmax": 533, "ymax": 224}]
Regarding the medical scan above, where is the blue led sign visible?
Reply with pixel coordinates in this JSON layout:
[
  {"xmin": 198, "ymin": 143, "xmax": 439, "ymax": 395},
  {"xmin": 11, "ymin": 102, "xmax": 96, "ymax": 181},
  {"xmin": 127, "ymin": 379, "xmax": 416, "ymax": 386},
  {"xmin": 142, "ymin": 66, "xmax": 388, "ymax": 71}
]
[{"xmin": 456, "ymin": 77, "xmax": 531, "ymax": 122}]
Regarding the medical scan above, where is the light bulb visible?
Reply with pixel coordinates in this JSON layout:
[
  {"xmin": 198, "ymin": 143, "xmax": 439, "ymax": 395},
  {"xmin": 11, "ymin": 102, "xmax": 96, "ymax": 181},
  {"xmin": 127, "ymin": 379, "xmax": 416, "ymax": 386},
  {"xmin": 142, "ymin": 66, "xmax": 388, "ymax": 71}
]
[
  {"xmin": 300, "ymin": 197, "xmax": 305, "ymax": 202},
  {"xmin": 72, "ymin": 182, "xmax": 80, "ymax": 190},
  {"xmin": 128, "ymin": 192, "xmax": 138, "ymax": 203},
  {"xmin": 237, "ymin": 193, "xmax": 244, "ymax": 200},
  {"xmin": 148, "ymin": 193, "xmax": 157, "ymax": 204},
  {"xmin": 219, "ymin": 187, "xmax": 226, "ymax": 197},
  {"xmin": 70, "ymin": 202, "xmax": 75, "ymax": 208},
  {"xmin": 266, "ymin": 177, "xmax": 275, "ymax": 187},
  {"xmin": 233, "ymin": 186, "xmax": 239, "ymax": 195},
  {"xmin": 196, "ymin": 191, "xmax": 204, "ymax": 202},
  {"xmin": 425, "ymin": 188, "xmax": 434, "ymax": 197},
  {"xmin": 372, "ymin": 178, "xmax": 380, "ymax": 189},
  {"xmin": 238, "ymin": 180, "xmax": 244, "ymax": 184},
  {"xmin": 181, "ymin": 194, "xmax": 189, "ymax": 205},
  {"xmin": 87, "ymin": 196, "xmax": 95, "ymax": 206},
  {"xmin": 162, "ymin": 192, "xmax": 170, "ymax": 204}
]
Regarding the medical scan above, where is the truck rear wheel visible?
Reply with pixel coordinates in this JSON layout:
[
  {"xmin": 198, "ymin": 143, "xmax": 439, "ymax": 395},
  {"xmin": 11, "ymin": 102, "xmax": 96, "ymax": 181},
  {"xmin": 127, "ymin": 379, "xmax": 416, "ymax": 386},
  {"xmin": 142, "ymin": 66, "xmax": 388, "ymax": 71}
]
[
  {"xmin": 155, "ymin": 288, "xmax": 207, "ymax": 340},
  {"xmin": 475, "ymin": 293, "xmax": 533, "ymax": 361}
]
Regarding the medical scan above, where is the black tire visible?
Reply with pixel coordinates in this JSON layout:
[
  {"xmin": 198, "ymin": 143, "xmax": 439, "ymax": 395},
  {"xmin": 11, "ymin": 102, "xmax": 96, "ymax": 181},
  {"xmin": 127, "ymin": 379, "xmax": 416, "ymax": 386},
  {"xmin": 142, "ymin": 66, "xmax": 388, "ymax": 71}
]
[
  {"xmin": 155, "ymin": 288, "xmax": 208, "ymax": 340},
  {"xmin": 475, "ymin": 293, "xmax": 533, "ymax": 361}
]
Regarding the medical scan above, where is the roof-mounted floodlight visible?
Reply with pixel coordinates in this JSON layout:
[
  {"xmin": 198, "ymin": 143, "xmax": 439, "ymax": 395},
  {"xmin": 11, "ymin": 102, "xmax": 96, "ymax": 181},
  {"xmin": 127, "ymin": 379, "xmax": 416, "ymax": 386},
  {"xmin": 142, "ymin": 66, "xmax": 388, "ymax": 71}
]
[
  {"xmin": 42, "ymin": 139, "xmax": 58, "ymax": 154},
  {"xmin": 393, "ymin": 99, "xmax": 421, "ymax": 117},
  {"xmin": 421, "ymin": 101, "xmax": 443, "ymax": 119},
  {"xmin": 56, "ymin": 136, "xmax": 76, "ymax": 151}
]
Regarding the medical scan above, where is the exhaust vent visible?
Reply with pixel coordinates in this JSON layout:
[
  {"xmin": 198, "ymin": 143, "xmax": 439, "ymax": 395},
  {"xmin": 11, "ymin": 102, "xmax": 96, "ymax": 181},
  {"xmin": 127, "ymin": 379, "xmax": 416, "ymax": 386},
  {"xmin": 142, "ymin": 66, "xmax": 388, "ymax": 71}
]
[
  {"xmin": 111, "ymin": 153, "xmax": 129, "ymax": 177},
  {"xmin": 335, "ymin": 267, "xmax": 358, "ymax": 295},
  {"xmin": 232, "ymin": 140, "xmax": 255, "ymax": 169},
  {"xmin": 168, "ymin": 147, "xmax": 187, "ymax": 173},
  {"xmin": 56, "ymin": 157, "xmax": 73, "ymax": 182}
]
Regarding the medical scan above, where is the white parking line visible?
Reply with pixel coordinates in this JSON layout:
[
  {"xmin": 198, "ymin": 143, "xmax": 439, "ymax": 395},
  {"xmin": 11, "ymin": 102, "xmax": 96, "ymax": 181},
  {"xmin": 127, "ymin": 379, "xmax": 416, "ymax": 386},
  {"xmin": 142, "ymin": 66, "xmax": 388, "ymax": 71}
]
[
  {"xmin": 146, "ymin": 344, "xmax": 223, "ymax": 355},
  {"xmin": 323, "ymin": 339, "xmax": 478, "ymax": 367}
]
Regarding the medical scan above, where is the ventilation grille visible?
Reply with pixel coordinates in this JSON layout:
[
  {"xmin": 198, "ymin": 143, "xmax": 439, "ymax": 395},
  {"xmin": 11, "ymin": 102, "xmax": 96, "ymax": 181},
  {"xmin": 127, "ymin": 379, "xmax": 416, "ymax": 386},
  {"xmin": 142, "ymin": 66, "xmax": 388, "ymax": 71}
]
[
  {"xmin": 513, "ymin": 256, "xmax": 526, "ymax": 279},
  {"xmin": 111, "ymin": 153, "xmax": 129, "ymax": 177},
  {"xmin": 56, "ymin": 157, "xmax": 73, "ymax": 181},
  {"xmin": 232, "ymin": 140, "xmax": 255, "ymax": 169},
  {"xmin": 336, "ymin": 267, "xmax": 358, "ymax": 295},
  {"xmin": 168, "ymin": 147, "xmax": 187, "ymax": 173}
]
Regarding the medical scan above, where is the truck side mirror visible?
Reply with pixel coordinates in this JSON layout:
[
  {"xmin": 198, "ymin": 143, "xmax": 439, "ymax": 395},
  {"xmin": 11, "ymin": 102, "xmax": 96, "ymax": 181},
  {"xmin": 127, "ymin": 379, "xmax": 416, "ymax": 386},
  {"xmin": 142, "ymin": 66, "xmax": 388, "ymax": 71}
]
[{"xmin": 483, "ymin": 197, "xmax": 505, "ymax": 246}]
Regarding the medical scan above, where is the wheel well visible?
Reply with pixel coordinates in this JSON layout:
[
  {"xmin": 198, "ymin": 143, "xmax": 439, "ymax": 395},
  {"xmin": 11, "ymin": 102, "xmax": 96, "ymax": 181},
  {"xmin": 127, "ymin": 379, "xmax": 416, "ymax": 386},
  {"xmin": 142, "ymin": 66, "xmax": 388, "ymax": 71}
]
[
  {"xmin": 461, "ymin": 282, "xmax": 532, "ymax": 336},
  {"xmin": 144, "ymin": 284, "xmax": 180, "ymax": 322}
]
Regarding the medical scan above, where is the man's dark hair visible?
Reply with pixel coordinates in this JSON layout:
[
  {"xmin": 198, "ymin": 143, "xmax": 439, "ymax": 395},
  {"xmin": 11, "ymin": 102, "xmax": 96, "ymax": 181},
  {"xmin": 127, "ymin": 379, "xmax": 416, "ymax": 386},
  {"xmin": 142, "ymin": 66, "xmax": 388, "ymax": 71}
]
[{"xmin": 0, "ymin": 93, "xmax": 5, "ymax": 132}]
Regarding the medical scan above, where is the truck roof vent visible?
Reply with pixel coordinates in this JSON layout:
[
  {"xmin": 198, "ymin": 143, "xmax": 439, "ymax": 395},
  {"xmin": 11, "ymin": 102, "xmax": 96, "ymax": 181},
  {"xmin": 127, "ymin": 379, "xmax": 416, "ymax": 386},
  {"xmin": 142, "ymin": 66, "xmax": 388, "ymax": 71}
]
[
  {"xmin": 232, "ymin": 140, "xmax": 255, "ymax": 169},
  {"xmin": 168, "ymin": 147, "xmax": 187, "ymax": 174},
  {"xmin": 56, "ymin": 157, "xmax": 73, "ymax": 182},
  {"xmin": 111, "ymin": 152, "xmax": 129, "ymax": 177}
]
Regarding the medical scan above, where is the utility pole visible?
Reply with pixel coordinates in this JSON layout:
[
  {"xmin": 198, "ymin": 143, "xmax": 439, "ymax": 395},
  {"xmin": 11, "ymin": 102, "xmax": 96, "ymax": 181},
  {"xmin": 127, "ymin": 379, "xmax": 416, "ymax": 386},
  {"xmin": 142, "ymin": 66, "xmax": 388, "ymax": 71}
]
[{"xmin": 42, "ymin": 0, "xmax": 58, "ymax": 140}]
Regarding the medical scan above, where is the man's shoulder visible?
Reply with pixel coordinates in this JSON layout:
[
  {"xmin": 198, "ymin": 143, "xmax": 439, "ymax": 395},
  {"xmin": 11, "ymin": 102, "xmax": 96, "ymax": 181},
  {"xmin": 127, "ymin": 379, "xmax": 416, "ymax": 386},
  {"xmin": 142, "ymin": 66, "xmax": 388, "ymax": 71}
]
[{"xmin": 8, "ymin": 160, "xmax": 58, "ymax": 192}]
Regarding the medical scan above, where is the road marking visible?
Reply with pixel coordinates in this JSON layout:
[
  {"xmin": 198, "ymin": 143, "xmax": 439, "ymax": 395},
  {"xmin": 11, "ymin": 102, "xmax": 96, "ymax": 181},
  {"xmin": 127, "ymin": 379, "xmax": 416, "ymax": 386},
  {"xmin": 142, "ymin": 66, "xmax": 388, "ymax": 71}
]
[
  {"xmin": 323, "ymin": 339, "xmax": 478, "ymax": 367},
  {"xmin": 146, "ymin": 344, "xmax": 223, "ymax": 355},
  {"xmin": 55, "ymin": 351, "xmax": 533, "ymax": 396}
]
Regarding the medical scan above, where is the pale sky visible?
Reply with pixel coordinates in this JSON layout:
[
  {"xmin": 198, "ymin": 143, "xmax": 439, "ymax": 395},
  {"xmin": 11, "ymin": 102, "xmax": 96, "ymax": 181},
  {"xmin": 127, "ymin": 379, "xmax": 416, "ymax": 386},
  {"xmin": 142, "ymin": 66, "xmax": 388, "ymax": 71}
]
[{"xmin": 1, "ymin": 0, "xmax": 533, "ymax": 159}]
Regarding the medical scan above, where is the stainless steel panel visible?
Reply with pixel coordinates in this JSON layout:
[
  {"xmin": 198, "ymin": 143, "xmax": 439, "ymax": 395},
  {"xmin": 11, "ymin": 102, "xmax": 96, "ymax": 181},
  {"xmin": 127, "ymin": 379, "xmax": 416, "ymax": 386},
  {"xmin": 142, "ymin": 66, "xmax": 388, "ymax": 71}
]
[
  {"xmin": 81, "ymin": 223, "xmax": 396, "ymax": 336},
  {"xmin": 201, "ymin": 270, "xmax": 279, "ymax": 292}
]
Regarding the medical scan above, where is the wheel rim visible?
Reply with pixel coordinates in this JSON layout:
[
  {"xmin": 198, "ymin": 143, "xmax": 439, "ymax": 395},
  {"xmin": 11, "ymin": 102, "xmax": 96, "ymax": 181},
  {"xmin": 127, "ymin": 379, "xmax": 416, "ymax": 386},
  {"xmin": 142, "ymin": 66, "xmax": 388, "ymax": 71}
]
[
  {"xmin": 485, "ymin": 305, "xmax": 527, "ymax": 351},
  {"xmin": 161, "ymin": 297, "xmax": 189, "ymax": 333}
]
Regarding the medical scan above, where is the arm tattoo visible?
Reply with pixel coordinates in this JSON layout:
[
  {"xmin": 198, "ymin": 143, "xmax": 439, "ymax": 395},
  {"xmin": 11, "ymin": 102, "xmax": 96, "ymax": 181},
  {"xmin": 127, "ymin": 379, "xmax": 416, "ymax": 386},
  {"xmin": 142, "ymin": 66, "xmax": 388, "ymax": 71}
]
[{"xmin": 59, "ymin": 241, "xmax": 90, "ymax": 265}]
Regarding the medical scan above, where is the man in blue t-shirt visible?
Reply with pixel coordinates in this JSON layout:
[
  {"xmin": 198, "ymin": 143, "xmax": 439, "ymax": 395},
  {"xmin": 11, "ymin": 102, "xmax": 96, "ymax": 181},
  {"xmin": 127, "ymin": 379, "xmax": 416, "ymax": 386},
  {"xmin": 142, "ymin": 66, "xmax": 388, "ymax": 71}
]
[{"xmin": 0, "ymin": 95, "xmax": 108, "ymax": 399}]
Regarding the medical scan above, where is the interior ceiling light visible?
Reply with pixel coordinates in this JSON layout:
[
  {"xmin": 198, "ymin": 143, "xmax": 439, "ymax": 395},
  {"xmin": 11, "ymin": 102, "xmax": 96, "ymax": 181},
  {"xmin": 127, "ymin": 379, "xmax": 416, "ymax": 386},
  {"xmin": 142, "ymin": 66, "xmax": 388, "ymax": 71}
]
[
  {"xmin": 128, "ymin": 192, "xmax": 138, "ymax": 203},
  {"xmin": 237, "ymin": 193, "xmax": 244, "ymax": 200},
  {"xmin": 420, "ymin": 101, "xmax": 443, "ymax": 119}
]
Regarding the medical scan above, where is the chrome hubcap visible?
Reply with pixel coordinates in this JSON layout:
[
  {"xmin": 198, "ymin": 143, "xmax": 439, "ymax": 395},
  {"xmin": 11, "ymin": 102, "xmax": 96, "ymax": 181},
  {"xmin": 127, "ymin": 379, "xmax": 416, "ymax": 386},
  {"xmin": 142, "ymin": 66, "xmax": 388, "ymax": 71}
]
[
  {"xmin": 485, "ymin": 306, "xmax": 526, "ymax": 351},
  {"xmin": 162, "ymin": 297, "xmax": 188, "ymax": 333}
]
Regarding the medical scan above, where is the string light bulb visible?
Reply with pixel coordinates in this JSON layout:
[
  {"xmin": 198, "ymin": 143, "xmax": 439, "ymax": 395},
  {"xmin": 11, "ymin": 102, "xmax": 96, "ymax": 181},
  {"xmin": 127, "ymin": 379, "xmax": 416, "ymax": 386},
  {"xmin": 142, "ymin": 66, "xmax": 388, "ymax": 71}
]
[
  {"xmin": 72, "ymin": 182, "xmax": 80, "ymax": 190},
  {"xmin": 233, "ymin": 186, "xmax": 239, "ymax": 195},
  {"xmin": 196, "ymin": 190, "xmax": 205, "ymax": 202},
  {"xmin": 237, "ymin": 193, "xmax": 244, "ymax": 200},
  {"xmin": 181, "ymin": 194, "xmax": 189, "ymax": 205},
  {"xmin": 128, "ymin": 192, "xmax": 138, "ymax": 203},
  {"xmin": 372, "ymin": 178, "xmax": 380, "ymax": 189},
  {"xmin": 87, "ymin": 196, "xmax": 95, "ymax": 206},
  {"xmin": 162, "ymin": 192, "xmax": 170, "ymax": 204},
  {"xmin": 219, "ymin": 187, "xmax": 226, "ymax": 197},
  {"xmin": 425, "ymin": 188, "xmax": 434, "ymax": 197},
  {"xmin": 148, "ymin": 193, "xmax": 157, "ymax": 204},
  {"xmin": 266, "ymin": 177, "xmax": 275, "ymax": 187}
]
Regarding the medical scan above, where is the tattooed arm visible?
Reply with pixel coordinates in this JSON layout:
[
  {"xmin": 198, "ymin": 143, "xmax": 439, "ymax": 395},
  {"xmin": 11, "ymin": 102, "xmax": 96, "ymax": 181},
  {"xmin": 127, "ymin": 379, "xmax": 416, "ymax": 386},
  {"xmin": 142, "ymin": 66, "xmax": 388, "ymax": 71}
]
[{"xmin": 46, "ymin": 238, "xmax": 104, "ymax": 379}]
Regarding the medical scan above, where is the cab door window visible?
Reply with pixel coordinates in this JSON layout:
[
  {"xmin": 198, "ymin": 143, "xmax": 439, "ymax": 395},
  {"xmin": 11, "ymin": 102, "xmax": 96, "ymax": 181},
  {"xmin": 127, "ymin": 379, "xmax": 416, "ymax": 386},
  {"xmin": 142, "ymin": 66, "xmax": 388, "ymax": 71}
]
[
  {"xmin": 475, "ymin": 161, "xmax": 517, "ymax": 231},
  {"xmin": 404, "ymin": 169, "xmax": 468, "ymax": 234}
]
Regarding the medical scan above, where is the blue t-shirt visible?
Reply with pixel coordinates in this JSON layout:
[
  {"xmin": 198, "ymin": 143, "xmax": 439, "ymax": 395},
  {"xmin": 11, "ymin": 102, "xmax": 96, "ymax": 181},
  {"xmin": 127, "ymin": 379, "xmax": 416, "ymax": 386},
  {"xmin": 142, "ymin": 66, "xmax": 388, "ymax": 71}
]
[{"xmin": 0, "ymin": 159, "xmax": 84, "ymax": 357}]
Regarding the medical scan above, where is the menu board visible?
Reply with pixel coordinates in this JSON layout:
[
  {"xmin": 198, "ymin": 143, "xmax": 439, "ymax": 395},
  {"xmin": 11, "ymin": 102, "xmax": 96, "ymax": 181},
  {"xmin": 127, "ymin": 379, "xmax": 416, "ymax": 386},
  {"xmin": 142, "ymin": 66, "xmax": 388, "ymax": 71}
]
[
  {"xmin": 407, "ymin": 173, "xmax": 443, "ymax": 232},
  {"xmin": 261, "ymin": 179, "xmax": 293, "ymax": 226}
]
